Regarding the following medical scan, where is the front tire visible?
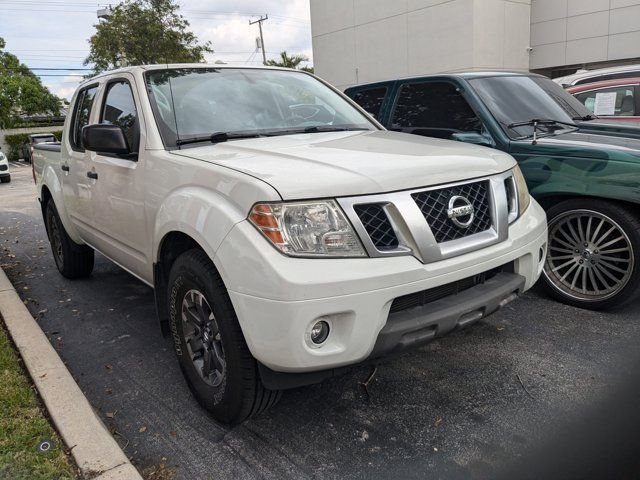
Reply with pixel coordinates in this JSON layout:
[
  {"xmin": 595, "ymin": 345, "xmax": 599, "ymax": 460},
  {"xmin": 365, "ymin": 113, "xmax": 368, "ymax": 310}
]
[
  {"xmin": 167, "ymin": 249, "xmax": 281, "ymax": 424},
  {"xmin": 45, "ymin": 201, "xmax": 94, "ymax": 279},
  {"xmin": 542, "ymin": 198, "xmax": 640, "ymax": 310},
  {"xmin": 0, "ymin": 175, "xmax": 9, "ymax": 183}
]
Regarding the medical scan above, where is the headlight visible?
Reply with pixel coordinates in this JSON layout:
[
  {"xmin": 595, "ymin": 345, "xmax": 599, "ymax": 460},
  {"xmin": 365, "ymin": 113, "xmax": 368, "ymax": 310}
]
[
  {"xmin": 249, "ymin": 200, "xmax": 367, "ymax": 257},
  {"xmin": 513, "ymin": 165, "xmax": 531, "ymax": 217},
  {"xmin": 506, "ymin": 166, "xmax": 531, "ymax": 223}
]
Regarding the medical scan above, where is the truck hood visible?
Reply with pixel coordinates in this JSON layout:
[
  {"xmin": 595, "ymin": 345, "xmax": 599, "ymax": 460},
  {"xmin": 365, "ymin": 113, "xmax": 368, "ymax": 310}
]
[
  {"xmin": 577, "ymin": 119, "xmax": 640, "ymax": 138},
  {"xmin": 515, "ymin": 129, "xmax": 640, "ymax": 164},
  {"xmin": 172, "ymin": 130, "xmax": 515, "ymax": 199}
]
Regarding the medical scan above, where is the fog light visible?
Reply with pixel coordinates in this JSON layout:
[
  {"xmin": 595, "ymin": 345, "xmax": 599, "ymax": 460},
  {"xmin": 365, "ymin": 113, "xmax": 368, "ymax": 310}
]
[{"xmin": 310, "ymin": 320, "xmax": 330, "ymax": 344}]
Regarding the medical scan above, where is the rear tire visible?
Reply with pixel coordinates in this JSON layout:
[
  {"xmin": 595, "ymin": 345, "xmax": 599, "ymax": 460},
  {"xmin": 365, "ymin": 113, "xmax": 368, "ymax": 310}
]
[
  {"xmin": 0, "ymin": 176, "xmax": 9, "ymax": 183},
  {"xmin": 541, "ymin": 198, "xmax": 640, "ymax": 310},
  {"xmin": 45, "ymin": 201, "xmax": 94, "ymax": 279},
  {"xmin": 167, "ymin": 249, "xmax": 281, "ymax": 424}
]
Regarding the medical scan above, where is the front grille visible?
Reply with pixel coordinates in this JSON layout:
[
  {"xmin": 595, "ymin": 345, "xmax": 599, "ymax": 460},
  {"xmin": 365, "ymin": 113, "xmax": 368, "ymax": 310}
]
[
  {"xmin": 412, "ymin": 181, "xmax": 492, "ymax": 243},
  {"xmin": 390, "ymin": 263, "xmax": 509, "ymax": 314},
  {"xmin": 354, "ymin": 204, "xmax": 399, "ymax": 250},
  {"xmin": 0, "ymin": 164, "xmax": 7, "ymax": 171}
]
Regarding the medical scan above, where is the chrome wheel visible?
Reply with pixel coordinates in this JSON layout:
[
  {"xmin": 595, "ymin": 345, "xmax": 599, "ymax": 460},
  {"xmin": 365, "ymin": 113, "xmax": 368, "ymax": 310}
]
[
  {"xmin": 544, "ymin": 210, "xmax": 634, "ymax": 302},
  {"xmin": 181, "ymin": 289, "xmax": 226, "ymax": 388}
]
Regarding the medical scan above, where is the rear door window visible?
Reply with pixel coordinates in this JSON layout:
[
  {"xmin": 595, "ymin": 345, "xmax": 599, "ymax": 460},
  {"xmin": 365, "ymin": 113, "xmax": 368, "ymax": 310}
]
[
  {"xmin": 574, "ymin": 86, "xmax": 636, "ymax": 116},
  {"xmin": 33, "ymin": 136, "xmax": 56, "ymax": 144},
  {"xmin": 100, "ymin": 80, "xmax": 140, "ymax": 152},
  {"xmin": 350, "ymin": 87, "xmax": 388, "ymax": 120},
  {"xmin": 390, "ymin": 81, "xmax": 482, "ymax": 138},
  {"xmin": 70, "ymin": 85, "xmax": 98, "ymax": 151}
]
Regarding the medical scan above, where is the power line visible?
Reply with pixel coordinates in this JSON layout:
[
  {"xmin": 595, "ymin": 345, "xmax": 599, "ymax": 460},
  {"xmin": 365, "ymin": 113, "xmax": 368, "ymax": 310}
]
[
  {"xmin": 21, "ymin": 74, "xmax": 87, "ymax": 76},
  {"xmin": 1, "ymin": 66, "xmax": 90, "ymax": 72},
  {"xmin": 0, "ymin": 8, "xmax": 96, "ymax": 13}
]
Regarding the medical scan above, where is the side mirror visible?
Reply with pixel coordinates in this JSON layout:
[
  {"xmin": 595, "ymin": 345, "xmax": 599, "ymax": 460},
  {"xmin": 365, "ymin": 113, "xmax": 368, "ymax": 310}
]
[
  {"xmin": 451, "ymin": 132, "xmax": 495, "ymax": 148},
  {"xmin": 82, "ymin": 124, "xmax": 131, "ymax": 156}
]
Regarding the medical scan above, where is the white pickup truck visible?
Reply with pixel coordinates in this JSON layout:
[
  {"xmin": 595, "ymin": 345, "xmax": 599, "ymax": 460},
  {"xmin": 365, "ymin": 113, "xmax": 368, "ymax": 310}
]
[{"xmin": 33, "ymin": 64, "xmax": 547, "ymax": 424}]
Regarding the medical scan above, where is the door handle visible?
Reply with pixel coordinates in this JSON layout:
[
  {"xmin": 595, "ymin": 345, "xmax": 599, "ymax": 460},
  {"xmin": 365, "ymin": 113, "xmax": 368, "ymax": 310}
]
[
  {"xmin": 87, "ymin": 171, "xmax": 98, "ymax": 180},
  {"xmin": 61, "ymin": 164, "xmax": 70, "ymax": 172}
]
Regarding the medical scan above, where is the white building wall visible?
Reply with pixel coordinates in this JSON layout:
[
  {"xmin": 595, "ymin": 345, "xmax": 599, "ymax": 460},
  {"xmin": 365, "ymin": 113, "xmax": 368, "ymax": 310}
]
[
  {"xmin": 530, "ymin": 0, "xmax": 640, "ymax": 70},
  {"xmin": 310, "ymin": 0, "xmax": 532, "ymax": 90}
]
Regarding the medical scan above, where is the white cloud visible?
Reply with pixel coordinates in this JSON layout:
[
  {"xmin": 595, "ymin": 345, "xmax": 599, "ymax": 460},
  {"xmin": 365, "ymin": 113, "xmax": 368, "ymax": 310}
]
[
  {"xmin": 1, "ymin": 0, "xmax": 312, "ymax": 99},
  {"xmin": 43, "ymin": 76, "xmax": 83, "ymax": 100}
]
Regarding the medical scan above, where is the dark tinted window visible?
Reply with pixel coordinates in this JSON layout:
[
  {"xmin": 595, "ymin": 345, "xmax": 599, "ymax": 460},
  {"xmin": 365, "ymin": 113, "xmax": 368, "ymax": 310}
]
[
  {"xmin": 350, "ymin": 87, "xmax": 387, "ymax": 120},
  {"xmin": 101, "ymin": 81, "xmax": 139, "ymax": 152},
  {"xmin": 390, "ymin": 82, "xmax": 482, "ymax": 132},
  {"xmin": 470, "ymin": 75, "xmax": 593, "ymax": 139},
  {"xmin": 70, "ymin": 85, "xmax": 98, "ymax": 151}
]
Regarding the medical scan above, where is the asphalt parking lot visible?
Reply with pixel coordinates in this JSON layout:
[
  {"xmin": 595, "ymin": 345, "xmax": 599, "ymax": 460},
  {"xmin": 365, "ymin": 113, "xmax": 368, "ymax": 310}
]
[{"xmin": 1, "ymin": 163, "xmax": 639, "ymax": 480}]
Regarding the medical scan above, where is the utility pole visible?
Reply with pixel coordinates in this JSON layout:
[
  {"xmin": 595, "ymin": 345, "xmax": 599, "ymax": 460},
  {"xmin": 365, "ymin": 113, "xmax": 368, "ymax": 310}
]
[{"xmin": 249, "ymin": 15, "xmax": 268, "ymax": 64}]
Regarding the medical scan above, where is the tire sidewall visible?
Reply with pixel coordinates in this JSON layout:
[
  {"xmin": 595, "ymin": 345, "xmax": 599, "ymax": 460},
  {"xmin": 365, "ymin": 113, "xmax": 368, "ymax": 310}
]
[
  {"xmin": 45, "ymin": 202, "xmax": 65, "ymax": 272},
  {"xmin": 543, "ymin": 199, "xmax": 640, "ymax": 309},
  {"xmin": 167, "ymin": 254, "xmax": 248, "ymax": 417}
]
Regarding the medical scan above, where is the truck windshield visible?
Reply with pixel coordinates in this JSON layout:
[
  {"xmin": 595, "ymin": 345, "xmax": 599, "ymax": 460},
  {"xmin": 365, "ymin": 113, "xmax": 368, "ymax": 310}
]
[
  {"xmin": 145, "ymin": 68, "xmax": 375, "ymax": 147},
  {"xmin": 468, "ymin": 76, "xmax": 594, "ymax": 139}
]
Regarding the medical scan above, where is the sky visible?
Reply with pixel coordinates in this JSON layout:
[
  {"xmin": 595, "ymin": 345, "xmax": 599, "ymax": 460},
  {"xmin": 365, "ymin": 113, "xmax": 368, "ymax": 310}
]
[{"xmin": 0, "ymin": 0, "xmax": 313, "ymax": 99}]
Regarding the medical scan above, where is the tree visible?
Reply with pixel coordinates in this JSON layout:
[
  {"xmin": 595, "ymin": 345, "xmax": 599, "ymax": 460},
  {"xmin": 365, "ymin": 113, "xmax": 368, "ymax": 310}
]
[
  {"xmin": 266, "ymin": 51, "xmax": 313, "ymax": 72},
  {"xmin": 0, "ymin": 38, "xmax": 61, "ymax": 129},
  {"xmin": 85, "ymin": 0, "xmax": 213, "ymax": 73}
]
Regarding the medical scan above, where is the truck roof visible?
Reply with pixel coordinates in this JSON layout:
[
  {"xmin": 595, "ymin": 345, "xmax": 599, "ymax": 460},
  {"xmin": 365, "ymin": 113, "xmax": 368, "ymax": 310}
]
[
  {"xmin": 79, "ymin": 63, "xmax": 300, "ymax": 86},
  {"xmin": 345, "ymin": 71, "xmax": 543, "ymax": 90}
]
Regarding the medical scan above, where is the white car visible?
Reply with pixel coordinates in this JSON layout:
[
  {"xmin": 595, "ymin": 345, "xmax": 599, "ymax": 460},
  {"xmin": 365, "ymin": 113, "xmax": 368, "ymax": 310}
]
[
  {"xmin": 0, "ymin": 149, "xmax": 10, "ymax": 183},
  {"xmin": 32, "ymin": 65, "xmax": 547, "ymax": 424},
  {"xmin": 554, "ymin": 64, "xmax": 640, "ymax": 87}
]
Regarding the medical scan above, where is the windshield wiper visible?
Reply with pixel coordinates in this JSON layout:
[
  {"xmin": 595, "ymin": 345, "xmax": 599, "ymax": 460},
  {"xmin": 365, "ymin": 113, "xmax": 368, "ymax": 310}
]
[
  {"xmin": 176, "ymin": 131, "xmax": 263, "ymax": 147},
  {"xmin": 175, "ymin": 126, "xmax": 370, "ymax": 146},
  {"xmin": 264, "ymin": 126, "xmax": 370, "ymax": 136},
  {"xmin": 572, "ymin": 114, "xmax": 597, "ymax": 121},
  {"xmin": 508, "ymin": 118, "xmax": 578, "ymax": 144}
]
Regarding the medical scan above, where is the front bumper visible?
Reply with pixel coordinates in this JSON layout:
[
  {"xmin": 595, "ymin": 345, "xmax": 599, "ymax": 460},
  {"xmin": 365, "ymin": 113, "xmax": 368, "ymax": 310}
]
[{"xmin": 215, "ymin": 199, "xmax": 547, "ymax": 376}]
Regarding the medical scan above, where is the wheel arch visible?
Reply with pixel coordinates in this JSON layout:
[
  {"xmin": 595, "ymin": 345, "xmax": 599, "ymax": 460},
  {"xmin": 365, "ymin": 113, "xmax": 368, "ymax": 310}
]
[
  {"xmin": 40, "ymin": 185, "xmax": 53, "ymax": 235},
  {"xmin": 39, "ymin": 166, "xmax": 84, "ymax": 244},
  {"xmin": 153, "ymin": 228, "xmax": 235, "ymax": 337},
  {"xmin": 536, "ymin": 193, "xmax": 640, "ymax": 215}
]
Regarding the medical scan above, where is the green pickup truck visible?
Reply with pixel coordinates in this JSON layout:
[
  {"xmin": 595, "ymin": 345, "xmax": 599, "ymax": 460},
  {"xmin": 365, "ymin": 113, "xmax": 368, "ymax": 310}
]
[{"xmin": 345, "ymin": 72, "xmax": 640, "ymax": 310}]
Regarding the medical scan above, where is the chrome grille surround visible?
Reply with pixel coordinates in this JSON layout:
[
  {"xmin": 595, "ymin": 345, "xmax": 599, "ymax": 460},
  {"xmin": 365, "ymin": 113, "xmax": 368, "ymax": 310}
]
[{"xmin": 337, "ymin": 171, "xmax": 515, "ymax": 264}]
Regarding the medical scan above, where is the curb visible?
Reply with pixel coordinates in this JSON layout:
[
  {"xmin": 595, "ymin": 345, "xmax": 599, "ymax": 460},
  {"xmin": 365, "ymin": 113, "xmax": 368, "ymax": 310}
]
[{"xmin": 0, "ymin": 267, "xmax": 142, "ymax": 480}]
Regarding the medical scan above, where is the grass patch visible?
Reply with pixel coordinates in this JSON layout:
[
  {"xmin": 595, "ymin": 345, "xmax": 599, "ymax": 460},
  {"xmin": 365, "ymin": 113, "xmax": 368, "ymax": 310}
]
[{"xmin": 0, "ymin": 318, "xmax": 77, "ymax": 479}]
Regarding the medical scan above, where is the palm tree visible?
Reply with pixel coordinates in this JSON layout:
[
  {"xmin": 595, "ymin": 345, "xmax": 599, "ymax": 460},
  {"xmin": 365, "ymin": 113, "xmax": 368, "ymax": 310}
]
[{"xmin": 266, "ymin": 51, "xmax": 312, "ymax": 70}]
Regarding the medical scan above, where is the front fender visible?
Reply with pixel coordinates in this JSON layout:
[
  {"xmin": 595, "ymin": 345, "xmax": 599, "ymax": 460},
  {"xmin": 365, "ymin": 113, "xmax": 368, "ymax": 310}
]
[
  {"xmin": 517, "ymin": 155, "xmax": 640, "ymax": 206},
  {"xmin": 152, "ymin": 186, "xmax": 255, "ymax": 263}
]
